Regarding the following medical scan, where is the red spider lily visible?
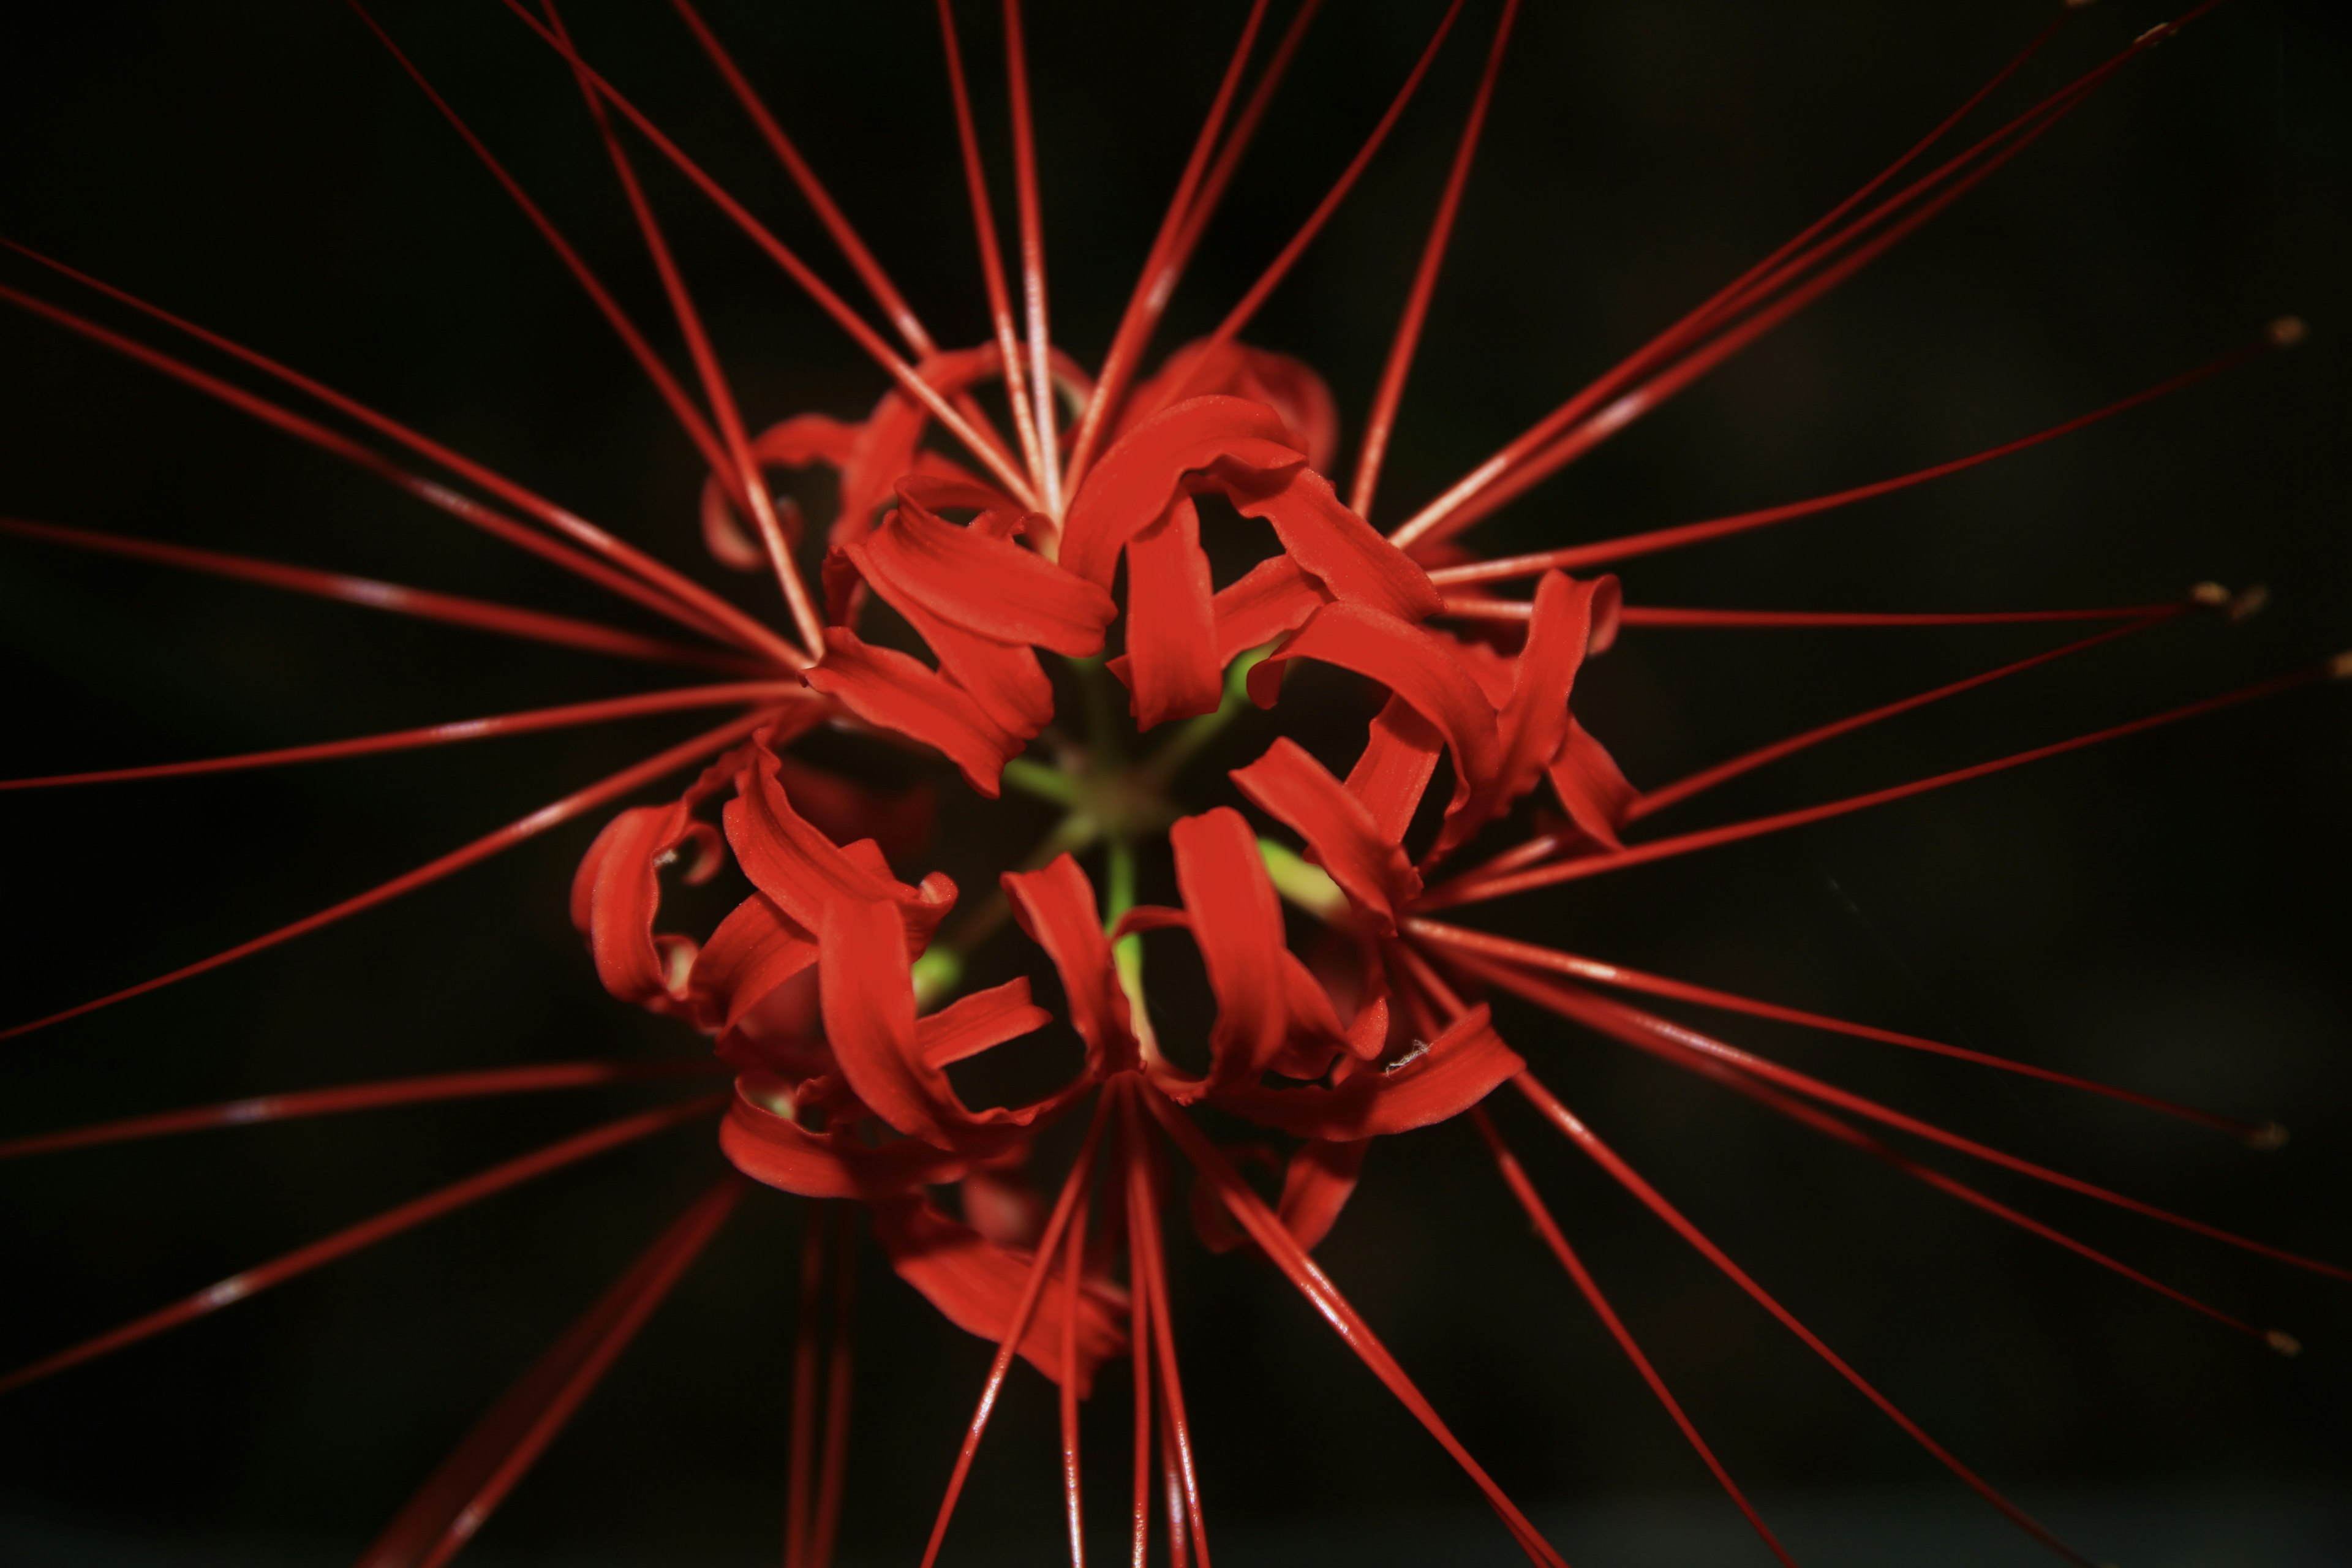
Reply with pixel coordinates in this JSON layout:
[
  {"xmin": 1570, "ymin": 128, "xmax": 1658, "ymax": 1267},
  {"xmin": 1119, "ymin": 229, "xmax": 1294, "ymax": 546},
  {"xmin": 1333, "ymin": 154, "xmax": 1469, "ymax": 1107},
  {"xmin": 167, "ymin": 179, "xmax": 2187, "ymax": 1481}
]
[{"xmin": 1, "ymin": 2, "xmax": 2344, "ymax": 1565}]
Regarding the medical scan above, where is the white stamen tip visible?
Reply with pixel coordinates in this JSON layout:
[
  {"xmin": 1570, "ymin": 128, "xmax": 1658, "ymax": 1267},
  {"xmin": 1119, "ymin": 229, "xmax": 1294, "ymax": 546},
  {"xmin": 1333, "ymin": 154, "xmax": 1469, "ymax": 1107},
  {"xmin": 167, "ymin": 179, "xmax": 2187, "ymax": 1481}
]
[
  {"xmin": 2229, "ymin": 584, "xmax": 2271, "ymax": 623},
  {"xmin": 2189, "ymin": 581, "xmax": 2231, "ymax": 608},
  {"xmin": 2266, "ymin": 1329, "xmax": 2302, "ymax": 1358},
  {"xmin": 2328, "ymin": 650, "xmax": 2352, "ymax": 681},
  {"xmin": 2134, "ymin": 21, "xmax": 2176, "ymax": 46},
  {"xmin": 2062, "ymin": 0, "xmax": 2097, "ymax": 9},
  {"xmin": 2267, "ymin": 316, "xmax": 2307, "ymax": 347},
  {"xmin": 2249, "ymin": 1121, "xmax": 2291, "ymax": 1151}
]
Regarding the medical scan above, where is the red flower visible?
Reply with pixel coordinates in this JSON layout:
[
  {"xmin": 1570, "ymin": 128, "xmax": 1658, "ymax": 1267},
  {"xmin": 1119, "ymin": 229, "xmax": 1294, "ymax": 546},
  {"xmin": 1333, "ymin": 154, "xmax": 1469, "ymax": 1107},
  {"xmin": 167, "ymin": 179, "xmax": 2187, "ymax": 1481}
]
[{"xmin": 1, "ymin": 3, "xmax": 2342, "ymax": 1566}]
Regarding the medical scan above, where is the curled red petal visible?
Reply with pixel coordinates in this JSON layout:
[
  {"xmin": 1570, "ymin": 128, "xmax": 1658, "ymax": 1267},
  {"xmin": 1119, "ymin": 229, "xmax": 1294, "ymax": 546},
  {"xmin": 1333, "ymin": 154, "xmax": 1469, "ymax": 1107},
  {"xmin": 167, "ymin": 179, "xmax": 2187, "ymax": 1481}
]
[
  {"xmin": 919, "ymin": 978, "xmax": 1055, "ymax": 1068},
  {"xmin": 801, "ymin": 627, "xmax": 1021, "ymax": 796},
  {"xmin": 1213, "ymin": 553, "xmax": 1326, "ymax": 664},
  {"xmin": 1208, "ymin": 1003, "xmax": 1523, "ymax": 1140},
  {"xmin": 859, "ymin": 483, "xmax": 1115, "ymax": 655},
  {"xmin": 723, "ymin": 747, "xmax": 958, "ymax": 951},
  {"xmin": 1003, "ymin": 854, "xmax": 1140, "ymax": 1079},
  {"xmin": 871, "ymin": 1193, "xmax": 1126, "ymax": 1393},
  {"xmin": 1118, "ymin": 495, "xmax": 1223, "ymax": 727},
  {"xmin": 819, "ymin": 897, "xmax": 1074, "ymax": 1155},
  {"xmin": 1060, "ymin": 396, "xmax": 1294, "ymax": 589},
  {"xmin": 720, "ymin": 1074, "xmax": 970, "ymax": 1199},
  {"xmin": 570, "ymin": 803, "xmax": 719, "ymax": 1012},
  {"xmin": 832, "ymin": 344, "xmax": 1006, "ymax": 547},
  {"xmin": 1346, "ymin": 694, "xmax": 1444, "ymax": 845},
  {"xmin": 687, "ymin": 892, "xmax": 817, "ymax": 1035},
  {"xmin": 1279, "ymin": 1137, "xmax": 1370, "ymax": 1251},
  {"xmin": 1255, "ymin": 603, "xmax": 1502, "ymax": 855},
  {"xmin": 1547, "ymin": 719, "xmax": 1638, "ymax": 852},
  {"xmin": 1480, "ymin": 570, "xmax": 1619, "ymax": 834},
  {"xmin": 1231, "ymin": 738, "xmax": 1421, "ymax": 932},
  {"xmin": 1217, "ymin": 456, "xmax": 1439, "ymax": 624},
  {"xmin": 699, "ymin": 412, "xmax": 851, "ymax": 570},
  {"xmin": 839, "ymin": 541, "xmax": 1058, "ymax": 740},
  {"xmin": 1117, "ymin": 338, "xmax": 1341, "ymax": 472},
  {"xmin": 1170, "ymin": 809, "xmax": 1293, "ymax": 1088}
]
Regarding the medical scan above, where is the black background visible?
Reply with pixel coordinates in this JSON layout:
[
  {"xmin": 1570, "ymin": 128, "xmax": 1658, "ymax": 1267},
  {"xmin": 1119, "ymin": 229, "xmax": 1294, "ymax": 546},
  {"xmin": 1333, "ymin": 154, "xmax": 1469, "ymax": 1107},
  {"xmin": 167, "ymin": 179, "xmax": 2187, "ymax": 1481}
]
[{"xmin": 1, "ymin": 2, "xmax": 2347, "ymax": 1564}]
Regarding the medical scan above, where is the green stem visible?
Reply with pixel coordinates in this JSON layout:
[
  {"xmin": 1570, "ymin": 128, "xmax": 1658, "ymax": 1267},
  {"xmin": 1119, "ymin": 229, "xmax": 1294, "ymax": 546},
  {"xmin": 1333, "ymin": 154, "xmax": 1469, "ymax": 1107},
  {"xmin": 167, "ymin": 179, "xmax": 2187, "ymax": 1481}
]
[{"xmin": 1142, "ymin": 643, "xmax": 1272, "ymax": 785}]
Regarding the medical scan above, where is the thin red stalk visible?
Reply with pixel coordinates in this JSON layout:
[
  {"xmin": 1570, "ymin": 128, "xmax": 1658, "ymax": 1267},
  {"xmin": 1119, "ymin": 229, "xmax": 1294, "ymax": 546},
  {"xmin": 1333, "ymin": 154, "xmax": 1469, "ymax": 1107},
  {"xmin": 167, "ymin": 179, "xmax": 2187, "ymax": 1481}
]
[
  {"xmin": 1427, "ymin": 338, "xmax": 2277, "ymax": 583},
  {"xmin": 1121, "ymin": 1085, "xmax": 1210, "ymax": 1568},
  {"xmin": 0, "ymin": 276, "xmax": 765, "ymax": 652},
  {"xmin": 1060, "ymin": 0, "xmax": 1272, "ymax": 492},
  {"xmin": 935, "ymin": 0, "xmax": 1050, "ymax": 492},
  {"xmin": 497, "ymin": 0, "xmax": 1040, "ymax": 510},
  {"xmin": 1626, "ymin": 612, "xmax": 2179, "ymax": 821},
  {"xmin": 0, "ymin": 516, "xmax": 775, "ymax": 676},
  {"xmin": 1164, "ymin": 0, "xmax": 1324, "ymax": 276},
  {"xmin": 1, "ymin": 682, "xmax": 799, "ymax": 794},
  {"xmin": 810, "ymin": 1214, "xmax": 858, "ymax": 1568},
  {"xmin": 1060, "ymin": 1165, "xmax": 1092, "ymax": 1566},
  {"xmin": 1124, "ymin": 1113, "xmax": 1155, "ymax": 1568},
  {"xmin": 1403, "ymin": 918, "xmax": 2274, "ymax": 1142},
  {"xmin": 0, "ymin": 1095, "xmax": 722, "ymax": 1398},
  {"xmin": 1001, "ymin": 0, "xmax": 1062, "ymax": 516},
  {"xmin": 783, "ymin": 1204, "xmax": 829, "ymax": 1568},
  {"xmin": 1605, "ymin": 1027, "xmax": 2285, "ymax": 1345},
  {"xmin": 1144, "ymin": 1088, "xmax": 1567, "ymax": 1568},
  {"xmin": 0, "ymin": 709, "xmax": 777, "ymax": 1041},
  {"xmin": 1351, "ymin": 0, "xmax": 1518, "ymax": 519},
  {"xmin": 357, "ymin": 1175, "xmax": 743, "ymax": 1568},
  {"xmin": 0, "ymin": 244, "xmax": 801, "ymax": 663},
  {"xmin": 668, "ymin": 0, "xmax": 938, "ymax": 358},
  {"xmin": 1467, "ymin": 1106, "xmax": 1796, "ymax": 1567},
  {"xmin": 1138, "ymin": 0, "xmax": 1468, "ymax": 425},
  {"xmin": 1389, "ymin": 18, "xmax": 2180, "ymax": 551},
  {"xmin": 1476, "ymin": 958, "xmax": 2352, "ymax": 1283},
  {"xmin": 544, "ymin": 0, "xmax": 827, "ymax": 660},
  {"xmin": 919, "ymin": 1095, "xmax": 1110, "ymax": 1568},
  {"xmin": 1423, "ymin": 662, "xmax": 2339, "ymax": 909},
  {"xmin": 343, "ymin": 1, "xmax": 739, "ymax": 508},
  {"xmin": 1443, "ymin": 600, "xmax": 2192, "ymax": 626},
  {"xmin": 1510, "ymin": 1068, "xmax": 2094, "ymax": 1566},
  {"xmin": 0, "ymin": 1058, "xmax": 725, "ymax": 1162}
]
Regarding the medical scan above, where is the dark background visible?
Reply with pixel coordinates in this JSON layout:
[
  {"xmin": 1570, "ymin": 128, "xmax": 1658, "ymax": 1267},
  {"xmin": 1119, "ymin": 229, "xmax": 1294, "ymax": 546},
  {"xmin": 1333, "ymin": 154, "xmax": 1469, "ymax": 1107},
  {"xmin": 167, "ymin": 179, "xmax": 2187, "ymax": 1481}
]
[{"xmin": 2, "ymin": 2, "xmax": 2347, "ymax": 1563}]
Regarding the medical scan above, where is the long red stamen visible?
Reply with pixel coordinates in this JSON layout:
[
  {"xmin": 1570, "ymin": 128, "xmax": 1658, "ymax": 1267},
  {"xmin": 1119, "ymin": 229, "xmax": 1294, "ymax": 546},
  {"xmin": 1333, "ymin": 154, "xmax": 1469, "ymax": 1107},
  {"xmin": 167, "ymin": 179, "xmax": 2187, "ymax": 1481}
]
[
  {"xmin": 1123, "ymin": 1103, "xmax": 1156, "ymax": 1568},
  {"xmin": 783, "ymin": 1204, "xmax": 830, "ymax": 1568},
  {"xmin": 1403, "ymin": 918, "xmax": 2275, "ymax": 1142},
  {"xmin": 1615, "ymin": 1036, "xmax": 2286, "ymax": 1345},
  {"xmin": 0, "ymin": 1096, "xmax": 722, "ymax": 1397},
  {"xmin": 355, "ymin": 1175, "xmax": 743, "ymax": 1568},
  {"xmin": 1121, "ymin": 1085, "xmax": 1210, "ymax": 1567},
  {"xmin": 1351, "ymin": 0, "xmax": 1519, "ymax": 520},
  {"xmin": 1, "ymin": 682, "xmax": 799, "ymax": 794},
  {"xmin": 1627, "ymin": 612, "xmax": 2182, "ymax": 822},
  {"xmin": 1510, "ymin": 1068, "xmax": 2095, "ymax": 1566},
  {"xmin": 1471, "ymin": 959, "xmax": 2352, "ymax": 1282},
  {"xmin": 1137, "ymin": 0, "xmax": 1468, "ymax": 424},
  {"xmin": 0, "ymin": 516, "xmax": 775, "ymax": 676},
  {"xmin": 668, "ymin": 0, "xmax": 939, "ymax": 358},
  {"xmin": 0, "ymin": 1058, "xmax": 725, "ymax": 1162},
  {"xmin": 543, "ymin": 0, "xmax": 827, "ymax": 659},
  {"xmin": 1468, "ymin": 1106, "xmax": 1796, "ymax": 1567},
  {"xmin": 919, "ymin": 1095, "xmax": 1111, "ymax": 1568},
  {"xmin": 0, "ymin": 709, "xmax": 778, "ymax": 1041},
  {"xmin": 810, "ymin": 1213, "xmax": 858, "ymax": 1568},
  {"xmin": 1144, "ymin": 1088, "xmax": 1567, "ymax": 1568},
  {"xmin": 1060, "ymin": 1156, "xmax": 1093, "ymax": 1566},
  {"xmin": 343, "ymin": 1, "xmax": 737, "ymax": 505},
  {"xmin": 935, "ymin": 0, "xmax": 1050, "ymax": 492},
  {"xmin": 1163, "ymin": 0, "xmax": 1324, "ymax": 277},
  {"xmin": 1425, "ymin": 661, "xmax": 2342, "ymax": 908},
  {"xmin": 497, "ymin": 0, "xmax": 1040, "ymax": 510},
  {"xmin": 1060, "ymin": 0, "xmax": 1272, "ymax": 492},
  {"xmin": 0, "ymin": 244, "xmax": 802, "ymax": 662},
  {"xmin": 1426, "ymin": 335, "xmax": 2285, "ymax": 582},
  {"xmin": 1002, "ymin": 0, "xmax": 1062, "ymax": 516},
  {"xmin": 1390, "ymin": 13, "xmax": 2210, "ymax": 551}
]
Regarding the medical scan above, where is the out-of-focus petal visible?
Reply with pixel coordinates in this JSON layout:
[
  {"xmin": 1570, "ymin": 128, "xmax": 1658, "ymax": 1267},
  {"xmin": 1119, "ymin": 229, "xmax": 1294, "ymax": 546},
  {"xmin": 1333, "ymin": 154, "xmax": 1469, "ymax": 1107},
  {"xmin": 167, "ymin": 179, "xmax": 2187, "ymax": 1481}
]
[
  {"xmin": 1278, "ymin": 1138, "xmax": 1369, "ymax": 1251},
  {"xmin": 871, "ymin": 1193, "xmax": 1127, "ymax": 1393},
  {"xmin": 1117, "ymin": 338, "xmax": 1341, "ymax": 472},
  {"xmin": 686, "ymin": 892, "xmax": 817, "ymax": 1035},
  {"xmin": 722, "ymin": 747, "xmax": 957, "ymax": 952}
]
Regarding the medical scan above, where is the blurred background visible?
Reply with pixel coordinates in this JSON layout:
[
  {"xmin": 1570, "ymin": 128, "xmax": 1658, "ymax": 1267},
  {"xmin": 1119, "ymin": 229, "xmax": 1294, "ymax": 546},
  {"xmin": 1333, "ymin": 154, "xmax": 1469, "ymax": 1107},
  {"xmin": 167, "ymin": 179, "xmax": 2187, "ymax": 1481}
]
[{"xmin": 1, "ymin": 1, "xmax": 2347, "ymax": 1562}]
